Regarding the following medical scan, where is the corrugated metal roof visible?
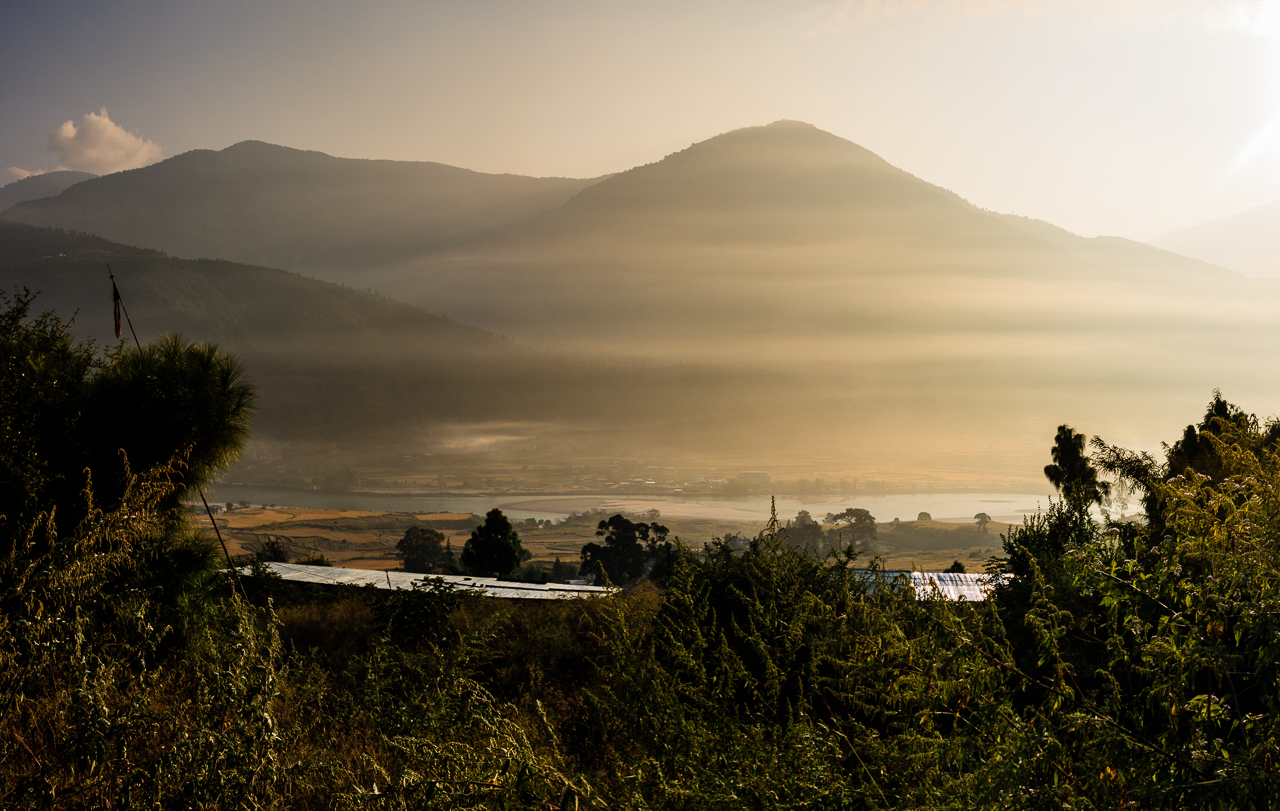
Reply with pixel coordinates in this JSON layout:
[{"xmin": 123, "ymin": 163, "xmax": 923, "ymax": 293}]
[
  {"xmin": 874, "ymin": 570, "xmax": 1005, "ymax": 601},
  {"xmin": 243, "ymin": 562, "xmax": 614, "ymax": 600},
  {"xmin": 244, "ymin": 563, "xmax": 1003, "ymax": 601}
]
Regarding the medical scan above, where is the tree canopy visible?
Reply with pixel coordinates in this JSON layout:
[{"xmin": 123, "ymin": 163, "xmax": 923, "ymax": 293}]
[
  {"xmin": 823, "ymin": 507, "xmax": 877, "ymax": 550},
  {"xmin": 460, "ymin": 508, "xmax": 526, "ymax": 577},
  {"xmin": 1043, "ymin": 423, "xmax": 1110, "ymax": 513},
  {"xmin": 579, "ymin": 513, "xmax": 672, "ymax": 585},
  {"xmin": 397, "ymin": 525, "xmax": 452, "ymax": 574},
  {"xmin": 1, "ymin": 289, "xmax": 254, "ymax": 549}
]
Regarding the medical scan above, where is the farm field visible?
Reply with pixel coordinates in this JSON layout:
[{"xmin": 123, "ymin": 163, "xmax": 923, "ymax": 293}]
[{"xmin": 208, "ymin": 505, "xmax": 1010, "ymax": 573}]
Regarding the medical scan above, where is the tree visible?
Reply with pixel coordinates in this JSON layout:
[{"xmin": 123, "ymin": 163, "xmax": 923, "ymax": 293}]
[
  {"xmin": 783, "ymin": 510, "xmax": 825, "ymax": 553},
  {"xmin": 1093, "ymin": 391, "xmax": 1280, "ymax": 533},
  {"xmin": 0, "ymin": 291, "xmax": 254, "ymax": 618},
  {"xmin": 824, "ymin": 507, "xmax": 877, "ymax": 550},
  {"xmin": 1043, "ymin": 424, "xmax": 1109, "ymax": 514},
  {"xmin": 1164, "ymin": 390, "xmax": 1280, "ymax": 482},
  {"xmin": 974, "ymin": 512, "xmax": 991, "ymax": 532},
  {"xmin": 461, "ymin": 509, "xmax": 526, "ymax": 577},
  {"xmin": 0, "ymin": 289, "xmax": 255, "ymax": 656},
  {"xmin": 83, "ymin": 334, "xmax": 254, "ymax": 508},
  {"xmin": 254, "ymin": 539, "xmax": 290, "ymax": 563},
  {"xmin": 397, "ymin": 525, "xmax": 450, "ymax": 574},
  {"xmin": 917, "ymin": 512, "xmax": 932, "ymax": 521},
  {"xmin": 0, "ymin": 289, "xmax": 100, "ymax": 545},
  {"xmin": 944, "ymin": 560, "xmax": 966, "ymax": 573},
  {"xmin": 547, "ymin": 557, "xmax": 579, "ymax": 583},
  {"xmin": 579, "ymin": 513, "xmax": 671, "ymax": 585}
]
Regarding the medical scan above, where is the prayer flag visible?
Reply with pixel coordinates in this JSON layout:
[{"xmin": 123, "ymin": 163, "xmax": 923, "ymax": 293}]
[{"xmin": 113, "ymin": 280, "xmax": 122, "ymax": 339}]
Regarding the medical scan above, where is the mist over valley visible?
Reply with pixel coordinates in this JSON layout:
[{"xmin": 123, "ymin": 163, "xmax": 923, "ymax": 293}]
[{"xmin": 4, "ymin": 121, "xmax": 1279, "ymax": 491}]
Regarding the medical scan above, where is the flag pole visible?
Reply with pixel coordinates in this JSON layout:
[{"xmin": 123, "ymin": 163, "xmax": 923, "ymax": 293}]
[{"xmin": 106, "ymin": 263, "xmax": 247, "ymax": 598}]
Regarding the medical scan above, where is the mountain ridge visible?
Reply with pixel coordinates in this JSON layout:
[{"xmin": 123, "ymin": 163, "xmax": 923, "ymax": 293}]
[
  {"xmin": 0, "ymin": 142, "xmax": 601, "ymax": 272},
  {"xmin": 0, "ymin": 170, "xmax": 98, "ymax": 213},
  {"xmin": 1154, "ymin": 198, "xmax": 1280, "ymax": 278}
]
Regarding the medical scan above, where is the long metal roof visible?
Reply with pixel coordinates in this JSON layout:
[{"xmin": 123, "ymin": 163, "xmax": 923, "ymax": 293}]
[
  {"xmin": 244, "ymin": 562, "xmax": 1001, "ymax": 601},
  {"xmin": 244, "ymin": 561, "xmax": 614, "ymax": 600},
  {"xmin": 882, "ymin": 571, "xmax": 1004, "ymax": 602}
]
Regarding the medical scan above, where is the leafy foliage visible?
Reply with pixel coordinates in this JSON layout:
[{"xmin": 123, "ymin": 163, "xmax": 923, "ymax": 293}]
[
  {"xmin": 0, "ymin": 288, "xmax": 101, "ymax": 545},
  {"xmin": 396, "ymin": 525, "xmax": 452, "ymax": 573},
  {"xmin": 824, "ymin": 506, "xmax": 877, "ymax": 550},
  {"xmin": 579, "ymin": 512, "xmax": 673, "ymax": 585},
  {"xmin": 1044, "ymin": 423, "xmax": 1110, "ymax": 513},
  {"xmin": 12, "ymin": 309, "xmax": 1280, "ymax": 811},
  {"xmin": 460, "ymin": 508, "xmax": 526, "ymax": 577}
]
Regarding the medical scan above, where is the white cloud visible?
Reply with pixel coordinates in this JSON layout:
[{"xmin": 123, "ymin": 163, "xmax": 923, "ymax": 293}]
[
  {"xmin": 6, "ymin": 167, "xmax": 44, "ymax": 181},
  {"xmin": 46, "ymin": 108, "xmax": 163, "ymax": 175}
]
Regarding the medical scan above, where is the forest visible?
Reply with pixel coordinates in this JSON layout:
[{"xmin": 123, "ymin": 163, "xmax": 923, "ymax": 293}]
[{"xmin": 6, "ymin": 289, "xmax": 1280, "ymax": 809}]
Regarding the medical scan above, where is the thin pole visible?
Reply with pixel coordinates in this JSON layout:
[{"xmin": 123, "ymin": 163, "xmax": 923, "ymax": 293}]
[
  {"xmin": 201, "ymin": 488, "xmax": 248, "ymax": 599},
  {"xmin": 107, "ymin": 262, "xmax": 247, "ymax": 598}
]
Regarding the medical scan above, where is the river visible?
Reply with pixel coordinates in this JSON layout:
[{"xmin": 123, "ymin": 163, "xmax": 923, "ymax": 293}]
[{"xmin": 206, "ymin": 485, "xmax": 1059, "ymax": 525}]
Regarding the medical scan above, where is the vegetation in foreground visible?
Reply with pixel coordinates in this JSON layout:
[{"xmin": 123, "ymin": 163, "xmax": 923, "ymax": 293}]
[{"xmin": 6, "ymin": 292, "xmax": 1280, "ymax": 808}]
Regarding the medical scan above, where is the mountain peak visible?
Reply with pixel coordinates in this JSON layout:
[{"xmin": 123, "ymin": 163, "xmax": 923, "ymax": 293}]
[
  {"xmin": 553, "ymin": 120, "xmax": 927, "ymax": 221},
  {"xmin": 665, "ymin": 120, "xmax": 890, "ymax": 167}
]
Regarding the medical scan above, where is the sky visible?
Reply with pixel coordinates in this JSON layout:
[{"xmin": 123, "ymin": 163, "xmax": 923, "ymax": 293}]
[{"xmin": 3, "ymin": 0, "xmax": 1280, "ymax": 239}]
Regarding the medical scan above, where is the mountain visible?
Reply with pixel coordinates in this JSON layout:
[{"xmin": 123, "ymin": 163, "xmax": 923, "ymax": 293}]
[
  {"xmin": 6, "ymin": 122, "xmax": 1278, "ymax": 480},
  {"xmin": 0, "ymin": 142, "xmax": 599, "ymax": 272},
  {"xmin": 345, "ymin": 122, "xmax": 1280, "ymax": 473},
  {"xmin": 351, "ymin": 122, "xmax": 1257, "ymax": 341},
  {"xmin": 348, "ymin": 122, "xmax": 1257, "ymax": 357},
  {"xmin": 0, "ymin": 171, "xmax": 97, "ymax": 212},
  {"xmin": 1153, "ymin": 199, "xmax": 1280, "ymax": 278}
]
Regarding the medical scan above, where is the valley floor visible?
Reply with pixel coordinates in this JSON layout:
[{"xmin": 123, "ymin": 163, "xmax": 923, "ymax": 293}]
[{"xmin": 210, "ymin": 505, "xmax": 1011, "ymax": 572}]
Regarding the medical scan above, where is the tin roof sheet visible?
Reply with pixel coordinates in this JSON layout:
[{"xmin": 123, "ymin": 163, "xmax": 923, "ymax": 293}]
[
  {"xmin": 243, "ymin": 562, "xmax": 613, "ymax": 600},
  {"xmin": 244, "ymin": 563, "xmax": 1001, "ymax": 601}
]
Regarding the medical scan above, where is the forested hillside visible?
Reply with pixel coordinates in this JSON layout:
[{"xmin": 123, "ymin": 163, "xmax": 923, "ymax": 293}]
[
  {"xmin": 356, "ymin": 122, "xmax": 1280, "ymax": 476},
  {"xmin": 0, "ymin": 141, "xmax": 598, "ymax": 271},
  {"xmin": 0, "ymin": 170, "xmax": 96, "ymax": 212},
  {"xmin": 0, "ymin": 222, "xmax": 795, "ymax": 454}
]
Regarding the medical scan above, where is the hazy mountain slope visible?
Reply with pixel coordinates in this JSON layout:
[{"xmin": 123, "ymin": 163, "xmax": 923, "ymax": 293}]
[
  {"xmin": 365, "ymin": 122, "xmax": 1220, "ymax": 349},
  {"xmin": 997, "ymin": 213, "xmax": 1243, "ymax": 285},
  {"xmin": 0, "ymin": 142, "xmax": 599, "ymax": 272},
  {"xmin": 538, "ymin": 120, "xmax": 1049, "ymax": 248},
  {"xmin": 0, "ymin": 222, "xmax": 797, "ymax": 455},
  {"xmin": 0, "ymin": 171, "xmax": 97, "ymax": 212},
  {"xmin": 1153, "ymin": 199, "xmax": 1280, "ymax": 278},
  {"xmin": 349, "ymin": 122, "xmax": 1280, "ymax": 474}
]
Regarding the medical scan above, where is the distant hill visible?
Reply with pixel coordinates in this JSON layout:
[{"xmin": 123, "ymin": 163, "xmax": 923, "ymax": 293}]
[
  {"xmin": 0, "ymin": 171, "xmax": 97, "ymax": 212},
  {"xmin": 1153, "ymin": 199, "xmax": 1280, "ymax": 278},
  {"xmin": 346, "ymin": 122, "xmax": 1280, "ymax": 474},
  {"xmin": 0, "ymin": 142, "xmax": 599, "ymax": 272},
  {"xmin": 358, "ymin": 121, "xmax": 1246, "ymax": 342},
  {"xmin": 996, "ymin": 213, "xmax": 1241, "ymax": 285},
  {"xmin": 0, "ymin": 222, "xmax": 791, "ymax": 455}
]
